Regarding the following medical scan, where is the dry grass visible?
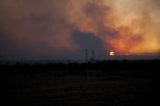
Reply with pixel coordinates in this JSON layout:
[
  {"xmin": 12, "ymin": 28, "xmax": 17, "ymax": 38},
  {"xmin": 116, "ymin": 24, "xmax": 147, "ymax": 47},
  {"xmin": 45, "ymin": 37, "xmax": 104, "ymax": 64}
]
[{"xmin": 0, "ymin": 70, "xmax": 157, "ymax": 106}]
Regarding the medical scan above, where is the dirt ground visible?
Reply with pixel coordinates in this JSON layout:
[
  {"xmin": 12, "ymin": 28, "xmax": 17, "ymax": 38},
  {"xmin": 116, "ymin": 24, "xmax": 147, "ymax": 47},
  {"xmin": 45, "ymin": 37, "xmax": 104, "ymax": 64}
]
[{"xmin": 0, "ymin": 70, "xmax": 158, "ymax": 106}]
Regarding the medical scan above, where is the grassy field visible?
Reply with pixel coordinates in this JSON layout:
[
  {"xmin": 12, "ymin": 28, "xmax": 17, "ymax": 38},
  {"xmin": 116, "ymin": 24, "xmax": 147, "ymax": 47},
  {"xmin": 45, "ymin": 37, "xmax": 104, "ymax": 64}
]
[{"xmin": 0, "ymin": 69, "xmax": 158, "ymax": 106}]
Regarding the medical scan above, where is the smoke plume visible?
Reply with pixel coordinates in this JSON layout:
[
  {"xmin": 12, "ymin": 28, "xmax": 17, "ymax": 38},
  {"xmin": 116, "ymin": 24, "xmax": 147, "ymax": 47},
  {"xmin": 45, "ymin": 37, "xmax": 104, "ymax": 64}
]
[{"xmin": 0, "ymin": 0, "xmax": 160, "ymax": 59}]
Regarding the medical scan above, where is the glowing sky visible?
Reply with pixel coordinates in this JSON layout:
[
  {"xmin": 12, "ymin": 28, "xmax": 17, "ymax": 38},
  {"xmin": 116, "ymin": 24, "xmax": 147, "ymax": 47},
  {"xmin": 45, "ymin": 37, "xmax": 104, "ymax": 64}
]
[{"xmin": 0, "ymin": 0, "xmax": 160, "ymax": 60}]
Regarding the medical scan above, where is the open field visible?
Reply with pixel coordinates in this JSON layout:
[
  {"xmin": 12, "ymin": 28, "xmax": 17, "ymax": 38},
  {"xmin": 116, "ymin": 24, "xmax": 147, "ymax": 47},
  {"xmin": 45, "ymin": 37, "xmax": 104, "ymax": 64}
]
[{"xmin": 0, "ymin": 60, "xmax": 159, "ymax": 106}]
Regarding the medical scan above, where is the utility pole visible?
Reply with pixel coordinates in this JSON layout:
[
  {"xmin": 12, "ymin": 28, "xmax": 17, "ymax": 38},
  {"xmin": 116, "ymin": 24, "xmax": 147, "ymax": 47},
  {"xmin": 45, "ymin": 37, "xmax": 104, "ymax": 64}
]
[
  {"xmin": 85, "ymin": 49, "xmax": 88, "ymax": 63},
  {"xmin": 91, "ymin": 49, "xmax": 95, "ymax": 61}
]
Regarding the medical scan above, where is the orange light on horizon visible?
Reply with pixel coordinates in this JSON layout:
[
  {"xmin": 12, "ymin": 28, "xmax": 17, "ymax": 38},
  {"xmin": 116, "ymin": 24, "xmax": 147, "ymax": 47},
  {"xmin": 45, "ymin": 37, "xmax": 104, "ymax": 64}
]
[{"xmin": 109, "ymin": 51, "xmax": 115, "ymax": 56}]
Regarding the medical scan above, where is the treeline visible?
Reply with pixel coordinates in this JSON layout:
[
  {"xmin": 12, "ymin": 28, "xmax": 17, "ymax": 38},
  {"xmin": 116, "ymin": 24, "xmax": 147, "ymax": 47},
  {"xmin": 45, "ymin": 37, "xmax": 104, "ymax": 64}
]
[{"xmin": 0, "ymin": 60, "xmax": 159, "ymax": 74}]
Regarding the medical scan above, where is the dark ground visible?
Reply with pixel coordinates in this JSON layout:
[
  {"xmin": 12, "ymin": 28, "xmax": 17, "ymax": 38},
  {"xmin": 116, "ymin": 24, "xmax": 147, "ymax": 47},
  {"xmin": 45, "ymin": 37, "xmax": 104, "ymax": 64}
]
[{"xmin": 0, "ymin": 60, "xmax": 159, "ymax": 106}]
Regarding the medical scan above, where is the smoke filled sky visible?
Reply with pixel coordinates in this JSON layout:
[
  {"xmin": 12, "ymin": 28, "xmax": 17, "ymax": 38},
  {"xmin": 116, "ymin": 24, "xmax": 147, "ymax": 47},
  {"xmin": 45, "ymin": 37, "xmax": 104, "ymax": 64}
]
[{"xmin": 0, "ymin": 0, "xmax": 160, "ymax": 60}]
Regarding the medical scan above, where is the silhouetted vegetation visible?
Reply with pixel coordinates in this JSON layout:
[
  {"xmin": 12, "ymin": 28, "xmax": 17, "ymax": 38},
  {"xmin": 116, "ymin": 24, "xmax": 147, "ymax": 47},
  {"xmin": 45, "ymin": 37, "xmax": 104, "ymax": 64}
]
[
  {"xmin": 0, "ymin": 59, "xmax": 159, "ymax": 74},
  {"xmin": 0, "ymin": 60, "xmax": 159, "ymax": 106}
]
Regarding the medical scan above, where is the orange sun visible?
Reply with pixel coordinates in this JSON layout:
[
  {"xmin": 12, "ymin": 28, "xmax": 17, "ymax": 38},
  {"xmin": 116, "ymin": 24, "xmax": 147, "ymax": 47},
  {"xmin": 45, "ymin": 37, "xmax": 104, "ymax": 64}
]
[{"xmin": 109, "ymin": 51, "xmax": 115, "ymax": 56}]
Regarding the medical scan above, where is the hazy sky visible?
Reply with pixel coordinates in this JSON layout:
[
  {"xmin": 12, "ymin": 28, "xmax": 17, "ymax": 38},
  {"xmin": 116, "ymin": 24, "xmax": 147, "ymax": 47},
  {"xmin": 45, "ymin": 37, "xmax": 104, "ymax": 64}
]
[{"xmin": 0, "ymin": 0, "xmax": 160, "ymax": 60}]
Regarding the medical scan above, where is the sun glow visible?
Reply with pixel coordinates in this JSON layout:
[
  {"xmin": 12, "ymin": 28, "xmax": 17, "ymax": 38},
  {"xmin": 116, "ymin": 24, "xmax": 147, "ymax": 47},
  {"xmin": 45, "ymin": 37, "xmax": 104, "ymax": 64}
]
[{"xmin": 109, "ymin": 51, "xmax": 115, "ymax": 56}]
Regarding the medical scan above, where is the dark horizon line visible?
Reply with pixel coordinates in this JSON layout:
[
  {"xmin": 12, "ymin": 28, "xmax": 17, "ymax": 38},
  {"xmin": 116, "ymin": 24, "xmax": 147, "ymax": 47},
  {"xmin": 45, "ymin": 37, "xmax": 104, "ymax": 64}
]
[{"xmin": 0, "ymin": 58, "xmax": 160, "ymax": 65}]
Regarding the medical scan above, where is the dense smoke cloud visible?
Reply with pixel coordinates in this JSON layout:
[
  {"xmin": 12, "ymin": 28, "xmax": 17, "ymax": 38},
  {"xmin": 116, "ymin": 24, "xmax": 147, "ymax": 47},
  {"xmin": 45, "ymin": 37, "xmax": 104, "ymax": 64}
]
[
  {"xmin": 0, "ymin": 0, "xmax": 160, "ymax": 59},
  {"xmin": 0, "ymin": 0, "xmax": 78, "ymax": 59}
]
